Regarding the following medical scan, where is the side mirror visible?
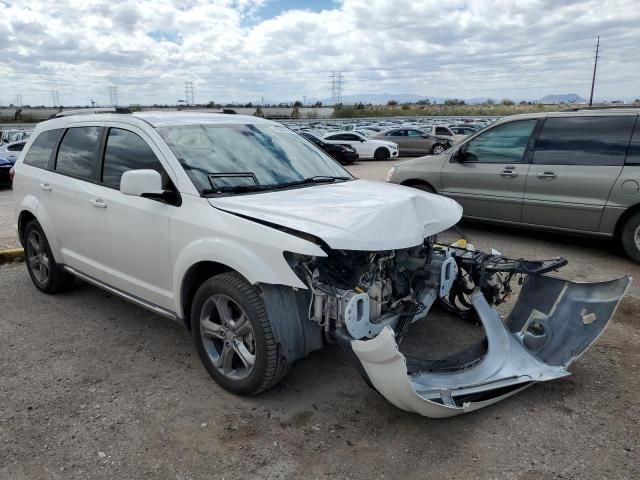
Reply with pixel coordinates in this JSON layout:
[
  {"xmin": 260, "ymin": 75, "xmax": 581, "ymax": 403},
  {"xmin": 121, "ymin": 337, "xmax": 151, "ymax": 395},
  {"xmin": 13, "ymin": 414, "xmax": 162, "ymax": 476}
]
[{"xmin": 120, "ymin": 169, "xmax": 163, "ymax": 196}]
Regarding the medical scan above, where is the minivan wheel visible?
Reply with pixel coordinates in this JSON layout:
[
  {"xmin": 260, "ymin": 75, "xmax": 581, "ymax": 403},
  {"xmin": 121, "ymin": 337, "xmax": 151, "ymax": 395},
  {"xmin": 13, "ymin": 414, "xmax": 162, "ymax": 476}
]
[
  {"xmin": 621, "ymin": 212, "xmax": 640, "ymax": 263},
  {"xmin": 431, "ymin": 144, "xmax": 446, "ymax": 155},
  {"xmin": 192, "ymin": 272, "xmax": 290, "ymax": 395},
  {"xmin": 374, "ymin": 148, "xmax": 390, "ymax": 161},
  {"xmin": 24, "ymin": 220, "xmax": 74, "ymax": 293}
]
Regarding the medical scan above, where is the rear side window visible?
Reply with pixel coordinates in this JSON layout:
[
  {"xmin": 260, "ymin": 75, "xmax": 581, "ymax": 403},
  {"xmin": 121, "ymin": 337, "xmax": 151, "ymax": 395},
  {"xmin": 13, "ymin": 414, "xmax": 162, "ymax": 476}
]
[
  {"xmin": 55, "ymin": 127, "xmax": 101, "ymax": 180},
  {"xmin": 625, "ymin": 118, "xmax": 640, "ymax": 165},
  {"xmin": 435, "ymin": 127, "xmax": 451, "ymax": 136},
  {"xmin": 102, "ymin": 128, "xmax": 164, "ymax": 189},
  {"xmin": 533, "ymin": 116, "xmax": 636, "ymax": 166},
  {"xmin": 23, "ymin": 130, "xmax": 62, "ymax": 169}
]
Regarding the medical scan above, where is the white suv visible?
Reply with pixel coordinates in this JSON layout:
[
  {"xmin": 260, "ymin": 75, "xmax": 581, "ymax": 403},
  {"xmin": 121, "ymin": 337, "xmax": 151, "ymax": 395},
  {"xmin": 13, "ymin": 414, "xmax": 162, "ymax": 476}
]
[{"xmin": 12, "ymin": 111, "xmax": 628, "ymax": 418}]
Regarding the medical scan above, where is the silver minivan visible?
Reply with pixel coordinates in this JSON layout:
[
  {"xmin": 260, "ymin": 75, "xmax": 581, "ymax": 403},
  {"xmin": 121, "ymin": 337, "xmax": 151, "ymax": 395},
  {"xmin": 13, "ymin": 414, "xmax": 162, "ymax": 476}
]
[{"xmin": 387, "ymin": 109, "xmax": 640, "ymax": 262}]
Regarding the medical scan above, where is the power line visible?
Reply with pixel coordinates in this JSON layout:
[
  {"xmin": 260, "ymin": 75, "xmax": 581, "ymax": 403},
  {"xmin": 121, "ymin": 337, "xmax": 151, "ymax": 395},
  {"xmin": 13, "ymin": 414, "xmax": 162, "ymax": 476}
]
[
  {"xmin": 589, "ymin": 35, "xmax": 600, "ymax": 107},
  {"xmin": 330, "ymin": 71, "xmax": 343, "ymax": 105},
  {"xmin": 109, "ymin": 86, "xmax": 118, "ymax": 106},
  {"xmin": 185, "ymin": 81, "xmax": 194, "ymax": 105}
]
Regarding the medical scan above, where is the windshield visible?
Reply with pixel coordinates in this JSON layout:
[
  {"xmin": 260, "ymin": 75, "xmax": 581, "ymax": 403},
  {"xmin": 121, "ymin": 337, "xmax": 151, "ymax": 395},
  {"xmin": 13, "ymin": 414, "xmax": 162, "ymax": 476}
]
[{"xmin": 157, "ymin": 123, "xmax": 352, "ymax": 193}]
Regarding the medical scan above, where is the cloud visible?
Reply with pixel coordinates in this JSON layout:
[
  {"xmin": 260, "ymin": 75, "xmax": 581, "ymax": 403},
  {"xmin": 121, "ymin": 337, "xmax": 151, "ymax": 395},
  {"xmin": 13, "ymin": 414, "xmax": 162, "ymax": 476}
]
[{"xmin": 0, "ymin": 0, "xmax": 638, "ymax": 106}]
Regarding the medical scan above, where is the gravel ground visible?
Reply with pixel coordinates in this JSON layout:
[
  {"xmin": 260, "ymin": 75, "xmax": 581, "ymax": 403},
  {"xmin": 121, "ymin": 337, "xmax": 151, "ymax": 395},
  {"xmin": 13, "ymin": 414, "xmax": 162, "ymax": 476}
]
[{"xmin": 1, "ymin": 159, "xmax": 639, "ymax": 479}]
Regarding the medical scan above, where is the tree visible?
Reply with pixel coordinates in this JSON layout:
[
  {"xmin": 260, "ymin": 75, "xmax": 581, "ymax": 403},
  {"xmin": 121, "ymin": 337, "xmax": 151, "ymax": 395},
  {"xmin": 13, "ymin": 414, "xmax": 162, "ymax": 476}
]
[
  {"xmin": 244, "ymin": 102, "xmax": 253, "ymax": 108},
  {"xmin": 416, "ymin": 99, "xmax": 431, "ymax": 105},
  {"xmin": 356, "ymin": 102, "xmax": 365, "ymax": 110},
  {"xmin": 501, "ymin": 98, "xmax": 515, "ymax": 106},
  {"xmin": 387, "ymin": 100, "xmax": 398, "ymax": 106},
  {"xmin": 486, "ymin": 98, "xmax": 496, "ymax": 105},
  {"xmin": 291, "ymin": 106, "xmax": 300, "ymax": 119},
  {"xmin": 254, "ymin": 106, "xmax": 264, "ymax": 117},
  {"xmin": 313, "ymin": 101, "xmax": 323, "ymax": 107},
  {"xmin": 444, "ymin": 98, "xmax": 465, "ymax": 106},
  {"xmin": 293, "ymin": 100, "xmax": 303, "ymax": 107}
]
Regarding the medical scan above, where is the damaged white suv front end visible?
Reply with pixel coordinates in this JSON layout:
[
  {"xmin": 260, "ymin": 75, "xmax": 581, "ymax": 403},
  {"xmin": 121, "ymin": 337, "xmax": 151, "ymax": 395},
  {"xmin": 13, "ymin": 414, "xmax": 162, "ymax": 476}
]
[{"xmin": 211, "ymin": 178, "xmax": 629, "ymax": 418}]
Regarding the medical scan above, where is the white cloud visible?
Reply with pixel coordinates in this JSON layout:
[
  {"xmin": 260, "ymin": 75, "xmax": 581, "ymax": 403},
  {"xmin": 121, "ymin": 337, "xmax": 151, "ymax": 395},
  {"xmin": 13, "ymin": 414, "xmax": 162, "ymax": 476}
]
[{"xmin": 1, "ymin": 0, "xmax": 638, "ymax": 106}]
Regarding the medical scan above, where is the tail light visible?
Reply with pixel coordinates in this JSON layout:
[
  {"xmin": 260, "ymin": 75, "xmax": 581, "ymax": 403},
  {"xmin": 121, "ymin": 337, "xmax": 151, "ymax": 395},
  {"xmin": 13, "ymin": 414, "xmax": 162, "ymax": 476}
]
[{"xmin": 9, "ymin": 166, "xmax": 15, "ymax": 182}]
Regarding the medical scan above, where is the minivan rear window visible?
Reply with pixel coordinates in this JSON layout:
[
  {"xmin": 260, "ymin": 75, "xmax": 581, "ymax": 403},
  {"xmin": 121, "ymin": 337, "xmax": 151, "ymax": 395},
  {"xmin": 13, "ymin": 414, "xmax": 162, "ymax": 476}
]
[
  {"xmin": 23, "ymin": 129, "xmax": 63, "ymax": 169},
  {"xmin": 55, "ymin": 127, "xmax": 101, "ymax": 180},
  {"xmin": 532, "ymin": 116, "xmax": 636, "ymax": 166}
]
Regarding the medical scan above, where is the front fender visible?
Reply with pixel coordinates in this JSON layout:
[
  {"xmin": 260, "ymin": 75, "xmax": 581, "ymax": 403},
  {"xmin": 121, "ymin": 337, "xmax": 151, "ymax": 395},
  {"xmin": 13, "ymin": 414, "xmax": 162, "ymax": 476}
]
[{"xmin": 172, "ymin": 237, "xmax": 324, "ymax": 319}]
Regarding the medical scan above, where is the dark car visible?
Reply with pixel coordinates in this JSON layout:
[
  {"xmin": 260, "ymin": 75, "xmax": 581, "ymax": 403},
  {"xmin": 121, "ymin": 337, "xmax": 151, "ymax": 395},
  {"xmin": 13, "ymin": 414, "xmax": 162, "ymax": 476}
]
[
  {"xmin": 299, "ymin": 132, "xmax": 359, "ymax": 165},
  {"xmin": 0, "ymin": 156, "xmax": 14, "ymax": 186}
]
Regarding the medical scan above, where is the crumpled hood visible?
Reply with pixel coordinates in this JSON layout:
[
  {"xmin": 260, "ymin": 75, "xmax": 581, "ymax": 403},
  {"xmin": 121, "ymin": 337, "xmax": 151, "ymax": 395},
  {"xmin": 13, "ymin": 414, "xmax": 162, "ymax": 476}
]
[{"xmin": 208, "ymin": 179, "xmax": 462, "ymax": 251}]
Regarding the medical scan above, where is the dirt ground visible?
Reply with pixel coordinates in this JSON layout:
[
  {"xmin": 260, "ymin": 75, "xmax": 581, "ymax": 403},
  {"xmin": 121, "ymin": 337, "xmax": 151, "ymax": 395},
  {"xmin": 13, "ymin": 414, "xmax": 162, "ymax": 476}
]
[{"xmin": 1, "ymin": 162, "xmax": 639, "ymax": 479}]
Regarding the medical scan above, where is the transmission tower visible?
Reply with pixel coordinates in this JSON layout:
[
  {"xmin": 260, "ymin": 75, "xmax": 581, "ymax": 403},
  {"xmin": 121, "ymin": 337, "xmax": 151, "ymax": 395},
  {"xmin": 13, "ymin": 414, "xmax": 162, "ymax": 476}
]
[
  {"xmin": 589, "ymin": 36, "xmax": 600, "ymax": 107},
  {"xmin": 51, "ymin": 90, "xmax": 60, "ymax": 107},
  {"xmin": 329, "ymin": 71, "xmax": 343, "ymax": 105},
  {"xmin": 185, "ymin": 81, "xmax": 195, "ymax": 106},
  {"xmin": 109, "ymin": 86, "xmax": 118, "ymax": 106},
  {"xmin": 15, "ymin": 94, "xmax": 23, "ymax": 107}
]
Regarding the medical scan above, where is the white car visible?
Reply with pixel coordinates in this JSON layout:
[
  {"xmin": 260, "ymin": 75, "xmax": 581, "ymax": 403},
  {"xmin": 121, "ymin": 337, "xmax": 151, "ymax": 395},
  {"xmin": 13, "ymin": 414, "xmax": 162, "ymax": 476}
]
[
  {"xmin": 12, "ymin": 110, "xmax": 628, "ymax": 418},
  {"xmin": 322, "ymin": 131, "xmax": 398, "ymax": 160},
  {"xmin": 0, "ymin": 139, "xmax": 27, "ymax": 163}
]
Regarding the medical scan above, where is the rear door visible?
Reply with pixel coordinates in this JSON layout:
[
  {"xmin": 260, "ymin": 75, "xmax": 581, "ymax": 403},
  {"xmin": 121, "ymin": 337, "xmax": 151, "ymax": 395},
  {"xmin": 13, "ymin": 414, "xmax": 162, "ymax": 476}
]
[
  {"xmin": 406, "ymin": 129, "xmax": 429, "ymax": 154},
  {"xmin": 522, "ymin": 115, "xmax": 635, "ymax": 231},
  {"xmin": 42, "ymin": 125, "xmax": 104, "ymax": 275},
  {"xmin": 441, "ymin": 119, "xmax": 538, "ymax": 222},
  {"xmin": 382, "ymin": 129, "xmax": 410, "ymax": 153}
]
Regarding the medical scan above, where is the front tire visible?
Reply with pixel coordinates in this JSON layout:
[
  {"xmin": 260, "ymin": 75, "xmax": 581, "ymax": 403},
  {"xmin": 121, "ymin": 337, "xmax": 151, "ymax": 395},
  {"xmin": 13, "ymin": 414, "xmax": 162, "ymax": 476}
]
[
  {"xmin": 192, "ymin": 272, "xmax": 290, "ymax": 395},
  {"xmin": 431, "ymin": 144, "xmax": 446, "ymax": 155},
  {"xmin": 621, "ymin": 212, "xmax": 640, "ymax": 263},
  {"xmin": 374, "ymin": 147, "xmax": 390, "ymax": 161},
  {"xmin": 24, "ymin": 220, "xmax": 74, "ymax": 293}
]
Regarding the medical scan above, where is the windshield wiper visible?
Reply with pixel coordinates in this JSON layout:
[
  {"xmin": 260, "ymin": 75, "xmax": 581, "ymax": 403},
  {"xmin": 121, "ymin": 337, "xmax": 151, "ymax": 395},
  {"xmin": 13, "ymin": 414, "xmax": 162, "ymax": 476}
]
[
  {"xmin": 202, "ymin": 176, "xmax": 351, "ymax": 196},
  {"xmin": 276, "ymin": 176, "xmax": 352, "ymax": 188}
]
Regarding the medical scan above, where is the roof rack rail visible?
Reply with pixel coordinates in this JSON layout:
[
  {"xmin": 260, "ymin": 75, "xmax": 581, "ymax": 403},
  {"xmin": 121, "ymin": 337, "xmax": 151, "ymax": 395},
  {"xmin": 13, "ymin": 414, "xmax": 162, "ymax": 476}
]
[
  {"xmin": 561, "ymin": 105, "xmax": 640, "ymax": 112},
  {"xmin": 49, "ymin": 107, "xmax": 132, "ymax": 119}
]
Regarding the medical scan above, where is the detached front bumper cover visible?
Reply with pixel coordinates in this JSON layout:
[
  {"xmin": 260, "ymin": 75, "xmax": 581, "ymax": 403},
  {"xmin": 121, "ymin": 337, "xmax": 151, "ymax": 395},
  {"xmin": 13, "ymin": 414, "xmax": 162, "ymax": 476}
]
[{"xmin": 351, "ymin": 274, "xmax": 630, "ymax": 418}]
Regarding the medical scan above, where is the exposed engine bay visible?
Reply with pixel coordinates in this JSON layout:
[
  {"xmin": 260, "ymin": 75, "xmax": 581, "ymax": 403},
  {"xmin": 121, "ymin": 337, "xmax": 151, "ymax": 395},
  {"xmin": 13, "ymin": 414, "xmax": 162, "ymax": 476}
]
[{"xmin": 284, "ymin": 238, "xmax": 630, "ymax": 418}]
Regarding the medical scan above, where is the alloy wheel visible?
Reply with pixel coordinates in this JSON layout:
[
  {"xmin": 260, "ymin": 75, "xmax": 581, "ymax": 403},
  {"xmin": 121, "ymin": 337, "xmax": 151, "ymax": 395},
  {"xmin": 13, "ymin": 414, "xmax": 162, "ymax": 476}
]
[
  {"xmin": 27, "ymin": 230, "xmax": 50, "ymax": 285},
  {"xmin": 199, "ymin": 294, "xmax": 256, "ymax": 381}
]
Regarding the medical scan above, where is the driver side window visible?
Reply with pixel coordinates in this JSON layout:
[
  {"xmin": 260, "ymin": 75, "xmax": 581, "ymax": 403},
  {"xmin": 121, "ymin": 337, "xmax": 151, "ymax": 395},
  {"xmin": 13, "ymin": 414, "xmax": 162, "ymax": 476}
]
[{"xmin": 463, "ymin": 120, "xmax": 537, "ymax": 164}]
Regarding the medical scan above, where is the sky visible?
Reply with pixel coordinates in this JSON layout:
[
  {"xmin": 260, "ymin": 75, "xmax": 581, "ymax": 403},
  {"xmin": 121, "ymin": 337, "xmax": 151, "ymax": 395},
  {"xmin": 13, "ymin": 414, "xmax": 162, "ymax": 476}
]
[{"xmin": 0, "ymin": 0, "xmax": 639, "ymax": 106}]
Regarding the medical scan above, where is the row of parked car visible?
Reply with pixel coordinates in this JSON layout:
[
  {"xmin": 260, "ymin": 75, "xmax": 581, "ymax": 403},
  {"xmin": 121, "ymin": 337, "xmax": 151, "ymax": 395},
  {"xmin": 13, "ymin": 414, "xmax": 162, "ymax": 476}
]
[{"xmin": 287, "ymin": 117, "xmax": 494, "ymax": 164}]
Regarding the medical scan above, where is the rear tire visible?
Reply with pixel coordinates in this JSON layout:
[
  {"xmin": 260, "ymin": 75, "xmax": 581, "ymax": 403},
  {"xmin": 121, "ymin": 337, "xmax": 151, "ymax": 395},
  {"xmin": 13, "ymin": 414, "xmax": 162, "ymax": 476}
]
[
  {"xmin": 192, "ymin": 272, "xmax": 290, "ymax": 395},
  {"xmin": 24, "ymin": 220, "xmax": 74, "ymax": 293},
  {"xmin": 621, "ymin": 212, "xmax": 640, "ymax": 263},
  {"xmin": 374, "ymin": 148, "xmax": 390, "ymax": 161}
]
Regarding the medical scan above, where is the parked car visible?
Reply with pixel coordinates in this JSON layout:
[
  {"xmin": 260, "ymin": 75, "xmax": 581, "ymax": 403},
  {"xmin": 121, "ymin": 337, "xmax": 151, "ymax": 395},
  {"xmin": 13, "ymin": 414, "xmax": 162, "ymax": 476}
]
[
  {"xmin": 0, "ymin": 140, "xmax": 27, "ymax": 163},
  {"xmin": 299, "ymin": 132, "xmax": 358, "ymax": 165},
  {"xmin": 449, "ymin": 126, "xmax": 478, "ymax": 137},
  {"xmin": 12, "ymin": 110, "xmax": 627, "ymax": 418},
  {"xmin": 0, "ymin": 129, "xmax": 32, "ymax": 144},
  {"xmin": 322, "ymin": 132, "xmax": 398, "ymax": 160},
  {"xmin": 372, "ymin": 128, "xmax": 454, "ymax": 155},
  {"xmin": 387, "ymin": 109, "xmax": 640, "ymax": 262},
  {"xmin": 0, "ymin": 156, "xmax": 13, "ymax": 186}
]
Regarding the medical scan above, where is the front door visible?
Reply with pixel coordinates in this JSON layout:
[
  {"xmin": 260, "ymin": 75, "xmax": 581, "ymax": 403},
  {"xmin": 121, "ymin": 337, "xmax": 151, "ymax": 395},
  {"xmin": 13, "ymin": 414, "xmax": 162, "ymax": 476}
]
[
  {"xmin": 441, "ymin": 119, "xmax": 538, "ymax": 222},
  {"xmin": 87, "ymin": 125, "xmax": 177, "ymax": 310},
  {"xmin": 522, "ymin": 115, "xmax": 635, "ymax": 231}
]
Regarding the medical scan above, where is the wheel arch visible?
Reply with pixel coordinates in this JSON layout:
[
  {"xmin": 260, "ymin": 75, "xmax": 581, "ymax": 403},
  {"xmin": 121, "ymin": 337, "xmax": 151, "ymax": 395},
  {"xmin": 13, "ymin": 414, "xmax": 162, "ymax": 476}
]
[
  {"xmin": 180, "ymin": 261, "xmax": 235, "ymax": 329},
  {"xmin": 17, "ymin": 209, "xmax": 37, "ymax": 246},
  {"xmin": 400, "ymin": 179, "xmax": 438, "ymax": 193},
  {"xmin": 614, "ymin": 203, "xmax": 640, "ymax": 239}
]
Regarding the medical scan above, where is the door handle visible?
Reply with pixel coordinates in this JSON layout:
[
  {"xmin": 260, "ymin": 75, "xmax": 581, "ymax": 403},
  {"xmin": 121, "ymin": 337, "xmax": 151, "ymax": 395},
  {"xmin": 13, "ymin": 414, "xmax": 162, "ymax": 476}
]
[
  {"xmin": 40, "ymin": 183, "xmax": 52, "ymax": 192},
  {"xmin": 537, "ymin": 171, "xmax": 557, "ymax": 180},
  {"xmin": 89, "ymin": 198, "xmax": 107, "ymax": 208},
  {"xmin": 500, "ymin": 170, "xmax": 518, "ymax": 178}
]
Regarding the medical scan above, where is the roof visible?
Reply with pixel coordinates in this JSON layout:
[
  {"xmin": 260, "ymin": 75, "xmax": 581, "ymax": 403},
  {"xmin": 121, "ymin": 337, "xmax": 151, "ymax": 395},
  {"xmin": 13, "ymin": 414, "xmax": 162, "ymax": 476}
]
[{"xmin": 32, "ymin": 110, "xmax": 278, "ymax": 133}]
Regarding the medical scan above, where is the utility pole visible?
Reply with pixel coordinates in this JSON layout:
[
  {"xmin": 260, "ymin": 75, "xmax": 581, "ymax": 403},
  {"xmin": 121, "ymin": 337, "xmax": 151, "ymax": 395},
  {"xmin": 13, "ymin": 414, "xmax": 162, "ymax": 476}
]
[
  {"xmin": 185, "ymin": 81, "xmax": 195, "ymax": 106},
  {"xmin": 329, "ymin": 71, "xmax": 343, "ymax": 105},
  {"xmin": 109, "ymin": 86, "xmax": 118, "ymax": 106},
  {"xmin": 589, "ymin": 36, "xmax": 600, "ymax": 108},
  {"xmin": 51, "ymin": 90, "xmax": 60, "ymax": 107}
]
